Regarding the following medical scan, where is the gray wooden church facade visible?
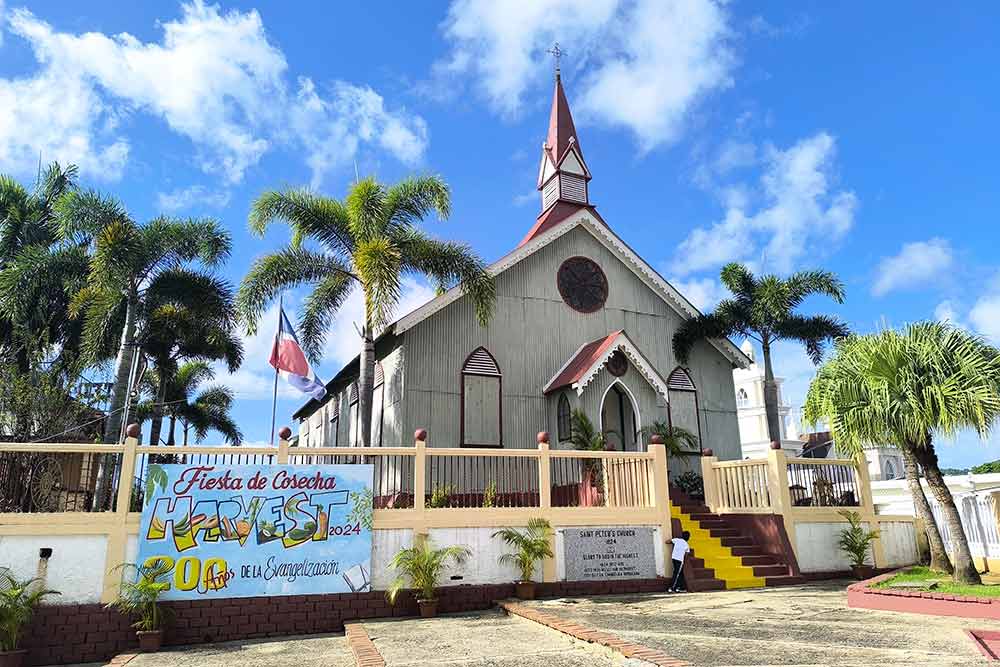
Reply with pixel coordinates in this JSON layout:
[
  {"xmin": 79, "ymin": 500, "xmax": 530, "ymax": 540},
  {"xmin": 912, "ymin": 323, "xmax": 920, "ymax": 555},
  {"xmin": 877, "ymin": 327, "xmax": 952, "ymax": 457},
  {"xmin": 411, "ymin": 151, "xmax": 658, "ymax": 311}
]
[{"xmin": 293, "ymin": 75, "xmax": 749, "ymax": 469}]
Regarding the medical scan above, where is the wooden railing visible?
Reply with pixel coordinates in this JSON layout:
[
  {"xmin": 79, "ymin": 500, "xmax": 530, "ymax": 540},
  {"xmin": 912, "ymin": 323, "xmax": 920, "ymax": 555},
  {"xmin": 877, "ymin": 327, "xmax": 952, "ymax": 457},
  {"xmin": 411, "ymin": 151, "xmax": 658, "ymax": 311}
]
[
  {"xmin": 0, "ymin": 428, "xmax": 673, "ymax": 601},
  {"xmin": 709, "ymin": 459, "xmax": 771, "ymax": 513}
]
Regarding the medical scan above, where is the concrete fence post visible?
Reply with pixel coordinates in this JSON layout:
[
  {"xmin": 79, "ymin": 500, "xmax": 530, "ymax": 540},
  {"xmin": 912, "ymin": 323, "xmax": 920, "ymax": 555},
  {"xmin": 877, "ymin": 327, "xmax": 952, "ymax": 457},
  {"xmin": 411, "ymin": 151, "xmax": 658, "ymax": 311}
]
[
  {"xmin": 277, "ymin": 426, "xmax": 291, "ymax": 464},
  {"xmin": 700, "ymin": 452, "xmax": 720, "ymax": 511},
  {"xmin": 536, "ymin": 431, "xmax": 556, "ymax": 582},
  {"xmin": 854, "ymin": 454, "xmax": 886, "ymax": 567},
  {"xmin": 650, "ymin": 443, "xmax": 673, "ymax": 547},
  {"xmin": 102, "ymin": 424, "xmax": 139, "ymax": 603},
  {"xmin": 767, "ymin": 444, "xmax": 797, "ymax": 554}
]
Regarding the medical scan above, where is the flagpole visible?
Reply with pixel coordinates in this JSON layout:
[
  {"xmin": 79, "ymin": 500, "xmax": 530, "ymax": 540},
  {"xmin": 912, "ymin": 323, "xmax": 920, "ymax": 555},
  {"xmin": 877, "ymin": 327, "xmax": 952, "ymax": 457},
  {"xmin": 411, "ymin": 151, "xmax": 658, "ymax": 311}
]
[{"xmin": 270, "ymin": 294, "xmax": 283, "ymax": 446}]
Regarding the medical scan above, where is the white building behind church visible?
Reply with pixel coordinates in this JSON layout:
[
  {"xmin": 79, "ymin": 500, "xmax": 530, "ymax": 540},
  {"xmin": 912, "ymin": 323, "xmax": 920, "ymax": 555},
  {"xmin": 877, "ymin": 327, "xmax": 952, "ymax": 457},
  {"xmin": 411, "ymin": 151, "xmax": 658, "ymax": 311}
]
[{"xmin": 733, "ymin": 340, "xmax": 903, "ymax": 481}]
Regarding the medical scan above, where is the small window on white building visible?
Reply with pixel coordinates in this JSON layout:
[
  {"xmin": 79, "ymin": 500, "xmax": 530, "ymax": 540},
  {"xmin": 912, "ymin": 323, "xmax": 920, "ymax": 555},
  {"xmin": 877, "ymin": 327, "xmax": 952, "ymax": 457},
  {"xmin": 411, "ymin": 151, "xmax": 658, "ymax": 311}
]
[
  {"xmin": 736, "ymin": 388, "xmax": 749, "ymax": 409},
  {"xmin": 884, "ymin": 458, "xmax": 898, "ymax": 480}
]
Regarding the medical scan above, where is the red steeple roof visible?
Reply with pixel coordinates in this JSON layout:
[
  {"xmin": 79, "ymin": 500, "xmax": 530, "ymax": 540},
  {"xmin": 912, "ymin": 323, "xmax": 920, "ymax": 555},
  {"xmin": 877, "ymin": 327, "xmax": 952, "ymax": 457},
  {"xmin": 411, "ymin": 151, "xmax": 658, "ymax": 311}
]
[{"xmin": 545, "ymin": 73, "xmax": 582, "ymax": 164}]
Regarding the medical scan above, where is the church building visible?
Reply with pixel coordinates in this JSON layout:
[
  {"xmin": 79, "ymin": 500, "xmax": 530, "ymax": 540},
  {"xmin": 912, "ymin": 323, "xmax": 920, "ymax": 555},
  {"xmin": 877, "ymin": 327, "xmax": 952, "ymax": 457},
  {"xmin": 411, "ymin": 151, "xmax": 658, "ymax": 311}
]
[{"xmin": 293, "ymin": 72, "xmax": 750, "ymax": 471}]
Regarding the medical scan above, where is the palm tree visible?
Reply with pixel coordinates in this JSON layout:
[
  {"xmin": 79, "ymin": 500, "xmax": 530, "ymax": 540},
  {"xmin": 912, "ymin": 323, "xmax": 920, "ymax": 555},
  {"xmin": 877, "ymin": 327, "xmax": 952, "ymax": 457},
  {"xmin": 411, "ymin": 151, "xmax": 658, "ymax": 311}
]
[
  {"xmin": 237, "ymin": 176, "xmax": 495, "ymax": 447},
  {"xmin": 804, "ymin": 322, "xmax": 1000, "ymax": 584},
  {"xmin": 60, "ymin": 190, "xmax": 232, "ymax": 443},
  {"xmin": 142, "ymin": 361, "xmax": 241, "ymax": 446},
  {"xmin": 0, "ymin": 163, "xmax": 87, "ymax": 373},
  {"xmin": 140, "ymin": 273, "xmax": 243, "ymax": 446},
  {"xmin": 641, "ymin": 420, "xmax": 699, "ymax": 457},
  {"xmin": 673, "ymin": 263, "xmax": 849, "ymax": 443}
]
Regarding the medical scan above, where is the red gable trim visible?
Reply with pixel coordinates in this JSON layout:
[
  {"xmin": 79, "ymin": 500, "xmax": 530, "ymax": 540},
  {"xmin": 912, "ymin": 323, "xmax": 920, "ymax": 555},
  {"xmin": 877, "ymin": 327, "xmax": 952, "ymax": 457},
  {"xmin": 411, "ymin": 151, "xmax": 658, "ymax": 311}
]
[
  {"xmin": 544, "ymin": 330, "xmax": 623, "ymax": 394},
  {"xmin": 518, "ymin": 202, "xmax": 607, "ymax": 248}
]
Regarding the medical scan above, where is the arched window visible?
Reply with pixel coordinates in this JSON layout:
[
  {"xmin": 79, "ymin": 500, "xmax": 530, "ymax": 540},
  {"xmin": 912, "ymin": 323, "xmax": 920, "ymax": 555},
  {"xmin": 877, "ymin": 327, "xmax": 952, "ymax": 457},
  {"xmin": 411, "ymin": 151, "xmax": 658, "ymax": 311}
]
[
  {"xmin": 736, "ymin": 388, "xmax": 749, "ymax": 409},
  {"xmin": 372, "ymin": 362, "xmax": 385, "ymax": 446},
  {"xmin": 557, "ymin": 393, "xmax": 572, "ymax": 442},
  {"xmin": 462, "ymin": 347, "xmax": 502, "ymax": 447},
  {"xmin": 667, "ymin": 367, "xmax": 701, "ymax": 448},
  {"xmin": 348, "ymin": 382, "xmax": 360, "ymax": 447}
]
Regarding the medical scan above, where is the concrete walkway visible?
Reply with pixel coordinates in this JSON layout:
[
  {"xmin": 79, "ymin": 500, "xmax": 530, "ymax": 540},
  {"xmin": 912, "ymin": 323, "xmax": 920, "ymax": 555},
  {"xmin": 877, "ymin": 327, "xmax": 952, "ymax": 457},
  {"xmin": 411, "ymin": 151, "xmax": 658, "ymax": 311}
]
[
  {"xmin": 513, "ymin": 581, "xmax": 1000, "ymax": 666},
  {"xmin": 361, "ymin": 609, "xmax": 621, "ymax": 666},
  {"xmin": 119, "ymin": 634, "xmax": 354, "ymax": 667}
]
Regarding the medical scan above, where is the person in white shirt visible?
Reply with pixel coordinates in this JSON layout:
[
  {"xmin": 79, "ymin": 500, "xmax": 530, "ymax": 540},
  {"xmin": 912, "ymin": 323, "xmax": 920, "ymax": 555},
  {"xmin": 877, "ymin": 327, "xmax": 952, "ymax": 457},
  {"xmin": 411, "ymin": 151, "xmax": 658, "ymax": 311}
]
[{"xmin": 669, "ymin": 531, "xmax": 691, "ymax": 593}]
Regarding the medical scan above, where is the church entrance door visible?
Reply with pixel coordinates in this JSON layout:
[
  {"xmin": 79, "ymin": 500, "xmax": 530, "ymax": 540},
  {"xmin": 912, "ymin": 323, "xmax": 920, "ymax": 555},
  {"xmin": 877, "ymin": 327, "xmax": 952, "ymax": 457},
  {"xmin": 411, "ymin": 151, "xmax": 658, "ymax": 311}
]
[{"xmin": 600, "ymin": 382, "xmax": 639, "ymax": 451}]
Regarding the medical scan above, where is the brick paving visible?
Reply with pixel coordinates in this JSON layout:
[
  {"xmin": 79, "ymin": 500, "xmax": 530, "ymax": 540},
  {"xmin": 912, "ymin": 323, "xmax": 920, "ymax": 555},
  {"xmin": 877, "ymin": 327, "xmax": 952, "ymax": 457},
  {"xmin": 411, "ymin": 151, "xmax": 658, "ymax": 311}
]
[
  {"xmin": 345, "ymin": 623, "xmax": 385, "ymax": 667},
  {"xmin": 501, "ymin": 600, "xmax": 688, "ymax": 666}
]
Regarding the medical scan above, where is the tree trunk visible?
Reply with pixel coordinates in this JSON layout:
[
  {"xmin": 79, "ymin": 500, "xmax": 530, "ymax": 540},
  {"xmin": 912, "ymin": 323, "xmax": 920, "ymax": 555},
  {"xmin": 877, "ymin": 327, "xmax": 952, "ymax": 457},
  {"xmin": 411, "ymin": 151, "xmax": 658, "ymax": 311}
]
[
  {"xmin": 914, "ymin": 443, "xmax": 981, "ymax": 584},
  {"xmin": 92, "ymin": 297, "xmax": 137, "ymax": 510},
  {"xmin": 103, "ymin": 298, "xmax": 138, "ymax": 444},
  {"xmin": 357, "ymin": 320, "xmax": 375, "ymax": 448},
  {"xmin": 183, "ymin": 423, "xmax": 189, "ymax": 447},
  {"xmin": 901, "ymin": 446, "xmax": 952, "ymax": 573},
  {"xmin": 148, "ymin": 368, "xmax": 168, "ymax": 445},
  {"xmin": 166, "ymin": 414, "xmax": 177, "ymax": 447},
  {"xmin": 760, "ymin": 339, "xmax": 782, "ymax": 443}
]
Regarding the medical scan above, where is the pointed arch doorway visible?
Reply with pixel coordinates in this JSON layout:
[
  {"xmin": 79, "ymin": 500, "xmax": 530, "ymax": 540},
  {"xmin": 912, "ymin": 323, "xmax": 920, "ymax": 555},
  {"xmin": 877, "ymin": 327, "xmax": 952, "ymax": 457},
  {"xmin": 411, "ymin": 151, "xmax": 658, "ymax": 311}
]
[{"xmin": 600, "ymin": 381, "xmax": 640, "ymax": 451}]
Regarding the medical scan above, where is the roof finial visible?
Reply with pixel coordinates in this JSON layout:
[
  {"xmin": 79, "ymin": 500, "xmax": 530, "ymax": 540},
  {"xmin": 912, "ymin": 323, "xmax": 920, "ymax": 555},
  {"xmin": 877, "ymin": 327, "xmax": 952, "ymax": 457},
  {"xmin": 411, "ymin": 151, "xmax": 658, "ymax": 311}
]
[{"xmin": 547, "ymin": 42, "xmax": 564, "ymax": 79}]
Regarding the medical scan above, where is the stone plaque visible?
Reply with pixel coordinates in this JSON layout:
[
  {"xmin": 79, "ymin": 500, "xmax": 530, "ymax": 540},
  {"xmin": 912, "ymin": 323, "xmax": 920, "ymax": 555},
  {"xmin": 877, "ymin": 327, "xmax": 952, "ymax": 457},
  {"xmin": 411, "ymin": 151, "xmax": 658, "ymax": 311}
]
[{"xmin": 563, "ymin": 526, "xmax": 656, "ymax": 581}]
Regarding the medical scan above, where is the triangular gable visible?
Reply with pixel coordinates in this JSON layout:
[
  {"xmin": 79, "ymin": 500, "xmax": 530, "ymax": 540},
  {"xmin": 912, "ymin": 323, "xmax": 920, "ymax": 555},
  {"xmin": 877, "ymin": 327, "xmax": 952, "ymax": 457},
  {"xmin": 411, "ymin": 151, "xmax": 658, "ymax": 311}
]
[
  {"xmin": 537, "ymin": 148, "xmax": 556, "ymax": 188},
  {"xmin": 394, "ymin": 209, "xmax": 750, "ymax": 369},
  {"xmin": 557, "ymin": 147, "xmax": 590, "ymax": 179},
  {"xmin": 543, "ymin": 330, "xmax": 670, "ymax": 397}
]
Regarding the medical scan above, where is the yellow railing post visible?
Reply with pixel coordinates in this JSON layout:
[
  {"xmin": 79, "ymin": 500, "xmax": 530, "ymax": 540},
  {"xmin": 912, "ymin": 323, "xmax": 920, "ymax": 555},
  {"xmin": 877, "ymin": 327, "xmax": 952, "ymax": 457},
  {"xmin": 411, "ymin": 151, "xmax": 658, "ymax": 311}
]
[
  {"xmin": 537, "ymin": 431, "xmax": 556, "ymax": 582},
  {"xmin": 854, "ymin": 454, "xmax": 886, "ymax": 567},
  {"xmin": 413, "ymin": 429, "xmax": 428, "ymax": 539},
  {"xmin": 649, "ymin": 442, "xmax": 673, "ymax": 548},
  {"xmin": 277, "ymin": 426, "xmax": 291, "ymax": 464},
  {"xmin": 700, "ymin": 450, "xmax": 720, "ymax": 511},
  {"xmin": 101, "ymin": 425, "xmax": 139, "ymax": 603},
  {"xmin": 767, "ymin": 443, "xmax": 796, "ymax": 552}
]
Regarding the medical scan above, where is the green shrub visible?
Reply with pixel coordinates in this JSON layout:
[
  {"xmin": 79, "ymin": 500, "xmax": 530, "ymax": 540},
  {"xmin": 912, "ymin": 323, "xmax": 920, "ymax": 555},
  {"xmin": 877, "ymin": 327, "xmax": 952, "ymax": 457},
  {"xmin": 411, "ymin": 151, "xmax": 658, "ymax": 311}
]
[
  {"xmin": 0, "ymin": 572, "xmax": 60, "ymax": 651},
  {"xmin": 386, "ymin": 539, "xmax": 471, "ymax": 603},
  {"xmin": 493, "ymin": 518, "xmax": 554, "ymax": 583},
  {"xmin": 837, "ymin": 510, "xmax": 880, "ymax": 568}
]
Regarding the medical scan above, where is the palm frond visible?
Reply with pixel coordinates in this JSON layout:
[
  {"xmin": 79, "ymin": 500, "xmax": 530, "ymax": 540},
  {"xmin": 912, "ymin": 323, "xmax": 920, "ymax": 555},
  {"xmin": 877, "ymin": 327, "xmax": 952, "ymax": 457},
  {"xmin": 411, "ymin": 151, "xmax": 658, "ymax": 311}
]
[
  {"xmin": 249, "ymin": 188, "xmax": 355, "ymax": 256},
  {"xmin": 772, "ymin": 314, "xmax": 850, "ymax": 364},
  {"xmin": 299, "ymin": 273, "xmax": 354, "ymax": 362}
]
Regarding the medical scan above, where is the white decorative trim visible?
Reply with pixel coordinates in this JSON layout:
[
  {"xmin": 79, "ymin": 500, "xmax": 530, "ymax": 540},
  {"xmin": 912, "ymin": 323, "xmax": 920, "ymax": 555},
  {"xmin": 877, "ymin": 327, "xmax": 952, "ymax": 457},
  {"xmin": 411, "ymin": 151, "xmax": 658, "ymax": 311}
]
[
  {"xmin": 571, "ymin": 334, "xmax": 670, "ymax": 399},
  {"xmin": 393, "ymin": 213, "xmax": 749, "ymax": 368},
  {"xmin": 598, "ymin": 379, "xmax": 643, "ymax": 449}
]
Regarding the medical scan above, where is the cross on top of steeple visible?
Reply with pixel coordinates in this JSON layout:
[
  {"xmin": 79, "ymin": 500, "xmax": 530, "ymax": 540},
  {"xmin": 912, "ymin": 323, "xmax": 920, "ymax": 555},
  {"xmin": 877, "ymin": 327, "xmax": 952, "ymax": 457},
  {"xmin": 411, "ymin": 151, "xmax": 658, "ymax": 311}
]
[{"xmin": 547, "ymin": 42, "xmax": 565, "ymax": 78}]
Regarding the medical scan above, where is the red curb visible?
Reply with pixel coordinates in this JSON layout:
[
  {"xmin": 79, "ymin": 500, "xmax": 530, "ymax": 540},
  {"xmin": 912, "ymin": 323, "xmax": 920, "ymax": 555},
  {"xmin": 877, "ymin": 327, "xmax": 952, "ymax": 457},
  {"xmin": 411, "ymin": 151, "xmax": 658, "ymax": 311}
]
[
  {"xmin": 848, "ymin": 568, "xmax": 1000, "ymax": 621},
  {"xmin": 345, "ymin": 622, "xmax": 385, "ymax": 667},
  {"xmin": 500, "ymin": 600, "xmax": 691, "ymax": 667},
  {"xmin": 103, "ymin": 654, "xmax": 139, "ymax": 666}
]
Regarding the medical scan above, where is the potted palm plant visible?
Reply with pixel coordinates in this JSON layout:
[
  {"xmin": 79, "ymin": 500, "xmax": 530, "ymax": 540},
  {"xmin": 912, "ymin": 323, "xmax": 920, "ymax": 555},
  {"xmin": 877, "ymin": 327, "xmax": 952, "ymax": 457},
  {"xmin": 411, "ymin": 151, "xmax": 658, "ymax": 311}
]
[
  {"xmin": 837, "ymin": 510, "xmax": 880, "ymax": 579},
  {"xmin": 106, "ymin": 560, "xmax": 173, "ymax": 651},
  {"xmin": 0, "ymin": 573, "xmax": 59, "ymax": 667},
  {"xmin": 493, "ymin": 518, "xmax": 554, "ymax": 599},
  {"xmin": 386, "ymin": 539, "xmax": 471, "ymax": 618}
]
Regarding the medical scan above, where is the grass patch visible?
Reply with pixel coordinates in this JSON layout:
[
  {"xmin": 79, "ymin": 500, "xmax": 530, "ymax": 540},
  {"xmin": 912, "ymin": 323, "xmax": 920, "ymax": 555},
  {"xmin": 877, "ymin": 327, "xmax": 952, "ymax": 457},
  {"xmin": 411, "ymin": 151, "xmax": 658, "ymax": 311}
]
[{"xmin": 873, "ymin": 566, "xmax": 1000, "ymax": 598}]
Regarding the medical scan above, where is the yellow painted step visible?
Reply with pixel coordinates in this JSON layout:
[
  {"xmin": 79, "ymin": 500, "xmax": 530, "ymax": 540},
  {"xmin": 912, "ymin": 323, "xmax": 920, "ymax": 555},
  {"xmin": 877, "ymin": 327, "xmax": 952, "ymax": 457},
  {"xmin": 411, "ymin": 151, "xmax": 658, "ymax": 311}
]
[{"xmin": 671, "ymin": 505, "xmax": 765, "ymax": 589}]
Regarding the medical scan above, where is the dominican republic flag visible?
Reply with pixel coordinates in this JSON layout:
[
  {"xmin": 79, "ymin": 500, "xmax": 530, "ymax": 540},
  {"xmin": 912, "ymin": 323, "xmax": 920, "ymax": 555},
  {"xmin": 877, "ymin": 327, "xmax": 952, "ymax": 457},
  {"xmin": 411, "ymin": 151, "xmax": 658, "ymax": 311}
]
[{"xmin": 269, "ymin": 308, "xmax": 327, "ymax": 400}]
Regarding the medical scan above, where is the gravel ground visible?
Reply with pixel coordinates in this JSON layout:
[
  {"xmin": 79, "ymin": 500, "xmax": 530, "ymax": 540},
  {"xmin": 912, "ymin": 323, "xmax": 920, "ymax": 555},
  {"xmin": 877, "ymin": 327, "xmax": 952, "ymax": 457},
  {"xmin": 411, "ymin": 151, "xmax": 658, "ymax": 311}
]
[
  {"xmin": 121, "ymin": 634, "xmax": 354, "ymax": 667},
  {"xmin": 516, "ymin": 581, "xmax": 1000, "ymax": 666}
]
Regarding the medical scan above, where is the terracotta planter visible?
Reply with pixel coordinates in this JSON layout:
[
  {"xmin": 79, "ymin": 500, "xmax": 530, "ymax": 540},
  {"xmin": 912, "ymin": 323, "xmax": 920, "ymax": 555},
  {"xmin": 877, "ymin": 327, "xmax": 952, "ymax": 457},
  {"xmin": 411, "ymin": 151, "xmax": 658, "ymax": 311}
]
[
  {"xmin": 0, "ymin": 649, "xmax": 28, "ymax": 667},
  {"xmin": 515, "ymin": 581, "xmax": 536, "ymax": 600},
  {"xmin": 852, "ymin": 564, "xmax": 875, "ymax": 580},
  {"xmin": 137, "ymin": 630, "xmax": 163, "ymax": 652},
  {"xmin": 418, "ymin": 598, "xmax": 438, "ymax": 618}
]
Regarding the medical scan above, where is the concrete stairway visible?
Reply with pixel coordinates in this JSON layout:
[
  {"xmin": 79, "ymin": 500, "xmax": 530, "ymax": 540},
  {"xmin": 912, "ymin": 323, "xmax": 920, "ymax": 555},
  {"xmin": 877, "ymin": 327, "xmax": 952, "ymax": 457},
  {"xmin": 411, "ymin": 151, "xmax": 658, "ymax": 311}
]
[{"xmin": 669, "ymin": 488, "xmax": 805, "ymax": 591}]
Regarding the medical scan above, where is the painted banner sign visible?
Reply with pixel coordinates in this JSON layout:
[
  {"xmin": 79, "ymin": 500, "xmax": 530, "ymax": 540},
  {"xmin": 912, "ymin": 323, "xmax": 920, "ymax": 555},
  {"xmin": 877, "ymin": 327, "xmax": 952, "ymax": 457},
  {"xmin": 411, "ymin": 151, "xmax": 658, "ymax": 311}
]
[{"xmin": 136, "ymin": 462, "xmax": 373, "ymax": 599}]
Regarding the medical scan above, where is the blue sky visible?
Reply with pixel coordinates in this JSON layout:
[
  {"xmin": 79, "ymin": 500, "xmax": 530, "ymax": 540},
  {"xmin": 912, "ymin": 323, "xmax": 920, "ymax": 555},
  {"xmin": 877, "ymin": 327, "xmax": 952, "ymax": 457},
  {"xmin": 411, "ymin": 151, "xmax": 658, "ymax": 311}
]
[{"xmin": 2, "ymin": 1, "xmax": 999, "ymax": 467}]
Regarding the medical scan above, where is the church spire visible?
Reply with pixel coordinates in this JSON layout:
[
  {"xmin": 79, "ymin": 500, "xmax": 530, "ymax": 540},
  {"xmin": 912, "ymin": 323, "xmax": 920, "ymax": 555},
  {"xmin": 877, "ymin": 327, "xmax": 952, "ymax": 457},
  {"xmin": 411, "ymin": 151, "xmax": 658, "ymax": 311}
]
[
  {"xmin": 518, "ymin": 49, "xmax": 605, "ymax": 248},
  {"xmin": 536, "ymin": 52, "xmax": 591, "ymax": 213}
]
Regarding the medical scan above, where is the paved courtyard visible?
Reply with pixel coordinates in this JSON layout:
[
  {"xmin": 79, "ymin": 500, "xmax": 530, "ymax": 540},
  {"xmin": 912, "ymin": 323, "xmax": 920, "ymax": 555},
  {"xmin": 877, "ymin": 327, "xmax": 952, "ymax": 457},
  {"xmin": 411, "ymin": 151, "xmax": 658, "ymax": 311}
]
[
  {"xmin": 90, "ymin": 582, "xmax": 1000, "ymax": 667},
  {"xmin": 515, "ymin": 580, "xmax": 1000, "ymax": 666}
]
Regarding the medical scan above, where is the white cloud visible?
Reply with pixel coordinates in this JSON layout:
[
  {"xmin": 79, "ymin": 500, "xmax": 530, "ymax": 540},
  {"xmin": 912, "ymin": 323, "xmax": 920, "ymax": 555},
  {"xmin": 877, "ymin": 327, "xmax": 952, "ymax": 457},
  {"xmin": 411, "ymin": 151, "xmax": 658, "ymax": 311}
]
[
  {"xmin": 934, "ymin": 300, "xmax": 961, "ymax": 326},
  {"xmin": 970, "ymin": 292, "xmax": 1000, "ymax": 343},
  {"xmin": 871, "ymin": 238, "xmax": 953, "ymax": 297},
  {"xmin": 156, "ymin": 184, "xmax": 231, "ymax": 213},
  {"xmin": 439, "ymin": 0, "xmax": 734, "ymax": 150},
  {"xmin": 668, "ymin": 276, "xmax": 727, "ymax": 312},
  {"xmin": 0, "ymin": 2, "xmax": 426, "ymax": 184},
  {"xmin": 673, "ymin": 132, "xmax": 857, "ymax": 276}
]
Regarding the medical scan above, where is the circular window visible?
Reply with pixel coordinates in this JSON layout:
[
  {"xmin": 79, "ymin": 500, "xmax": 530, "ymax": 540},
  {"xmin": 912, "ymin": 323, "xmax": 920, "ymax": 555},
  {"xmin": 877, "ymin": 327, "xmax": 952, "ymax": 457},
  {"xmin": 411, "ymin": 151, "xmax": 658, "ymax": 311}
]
[
  {"xmin": 557, "ymin": 257, "xmax": 608, "ymax": 313},
  {"xmin": 607, "ymin": 350, "xmax": 627, "ymax": 377}
]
